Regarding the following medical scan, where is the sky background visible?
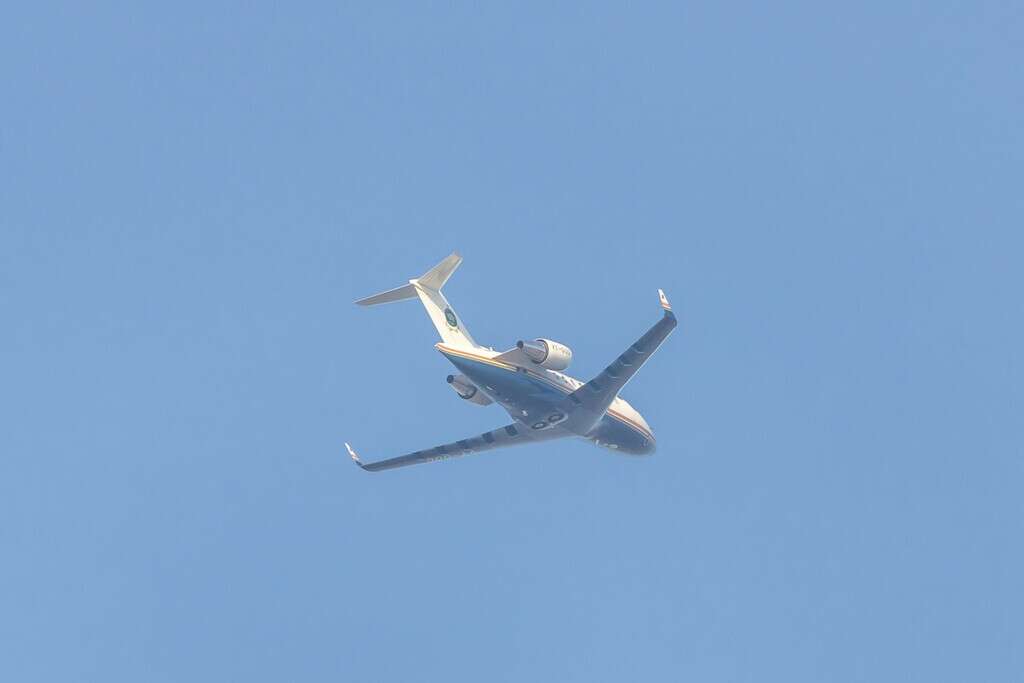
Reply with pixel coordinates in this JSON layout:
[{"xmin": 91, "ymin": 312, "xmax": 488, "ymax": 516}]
[{"xmin": 2, "ymin": 3, "xmax": 1022, "ymax": 681}]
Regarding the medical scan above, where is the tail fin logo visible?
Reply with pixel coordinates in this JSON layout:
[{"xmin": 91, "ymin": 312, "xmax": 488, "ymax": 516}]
[{"xmin": 444, "ymin": 307, "xmax": 458, "ymax": 328}]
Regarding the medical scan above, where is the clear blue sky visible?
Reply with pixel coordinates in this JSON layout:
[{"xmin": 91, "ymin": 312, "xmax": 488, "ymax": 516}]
[{"xmin": 2, "ymin": 3, "xmax": 1021, "ymax": 681}]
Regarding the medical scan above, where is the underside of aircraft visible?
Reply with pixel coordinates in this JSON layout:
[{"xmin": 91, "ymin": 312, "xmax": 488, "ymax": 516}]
[{"xmin": 345, "ymin": 252, "xmax": 677, "ymax": 472}]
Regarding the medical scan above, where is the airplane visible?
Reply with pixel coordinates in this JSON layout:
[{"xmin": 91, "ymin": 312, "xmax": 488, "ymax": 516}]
[{"xmin": 345, "ymin": 252, "xmax": 677, "ymax": 472}]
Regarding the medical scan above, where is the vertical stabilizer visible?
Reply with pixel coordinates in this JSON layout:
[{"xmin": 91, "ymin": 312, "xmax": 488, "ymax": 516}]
[{"xmin": 353, "ymin": 252, "xmax": 480, "ymax": 349}]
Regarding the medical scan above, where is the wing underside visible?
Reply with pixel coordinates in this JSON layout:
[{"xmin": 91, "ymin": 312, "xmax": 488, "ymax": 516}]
[
  {"xmin": 346, "ymin": 422, "xmax": 566, "ymax": 472},
  {"xmin": 560, "ymin": 290, "xmax": 678, "ymax": 433}
]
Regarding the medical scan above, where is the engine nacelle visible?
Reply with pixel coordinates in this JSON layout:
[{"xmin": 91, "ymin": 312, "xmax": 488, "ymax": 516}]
[
  {"xmin": 446, "ymin": 374, "xmax": 493, "ymax": 406},
  {"xmin": 516, "ymin": 338, "xmax": 573, "ymax": 371}
]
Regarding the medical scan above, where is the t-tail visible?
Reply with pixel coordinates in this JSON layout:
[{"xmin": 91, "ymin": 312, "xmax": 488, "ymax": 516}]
[{"xmin": 354, "ymin": 252, "xmax": 480, "ymax": 349}]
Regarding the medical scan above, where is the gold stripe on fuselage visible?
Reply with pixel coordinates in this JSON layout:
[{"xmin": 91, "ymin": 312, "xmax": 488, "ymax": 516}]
[{"xmin": 435, "ymin": 344, "xmax": 653, "ymax": 440}]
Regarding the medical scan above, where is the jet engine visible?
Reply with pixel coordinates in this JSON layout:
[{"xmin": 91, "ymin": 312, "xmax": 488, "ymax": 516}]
[
  {"xmin": 516, "ymin": 338, "xmax": 573, "ymax": 371},
  {"xmin": 446, "ymin": 374, "xmax": 493, "ymax": 406}
]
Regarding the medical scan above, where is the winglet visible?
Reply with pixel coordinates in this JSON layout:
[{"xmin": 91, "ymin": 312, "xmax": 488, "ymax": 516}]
[
  {"xmin": 345, "ymin": 442, "xmax": 367, "ymax": 470},
  {"xmin": 658, "ymin": 289, "xmax": 672, "ymax": 312}
]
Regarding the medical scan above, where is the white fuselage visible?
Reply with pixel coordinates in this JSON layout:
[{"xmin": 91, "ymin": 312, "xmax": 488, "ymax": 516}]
[{"xmin": 437, "ymin": 343, "xmax": 656, "ymax": 454}]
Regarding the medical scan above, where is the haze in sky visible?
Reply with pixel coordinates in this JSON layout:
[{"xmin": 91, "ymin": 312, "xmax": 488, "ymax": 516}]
[{"xmin": 2, "ymin": 3, "xmax": 1021, "ymax": 681}]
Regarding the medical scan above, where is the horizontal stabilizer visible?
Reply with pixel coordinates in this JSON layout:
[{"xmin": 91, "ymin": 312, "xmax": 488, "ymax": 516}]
[
  {"xmin": 354, "ymin": 283, "xmax": 418, "ymax": 307},
  {"xmin": 417, "ymin": 252, "xmax": 462, "ymax": 291},
  {"xmin": 352, "ymin": 251, "xmax": 480, "ymax": 348}
]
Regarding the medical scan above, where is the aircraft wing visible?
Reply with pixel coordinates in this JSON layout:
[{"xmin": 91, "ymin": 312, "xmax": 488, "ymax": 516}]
[
  {"xmin": 346, "ymin": 422, "xmax": 565, "ymax": 472},
  {"xmin": 562, "ymin": 290, "xmax": 678, "ymax": 432}
]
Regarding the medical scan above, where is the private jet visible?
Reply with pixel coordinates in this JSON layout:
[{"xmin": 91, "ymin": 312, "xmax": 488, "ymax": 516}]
[{"xmin": 345, "ymin": 252, "xmax": 677, "ymax": 471}]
